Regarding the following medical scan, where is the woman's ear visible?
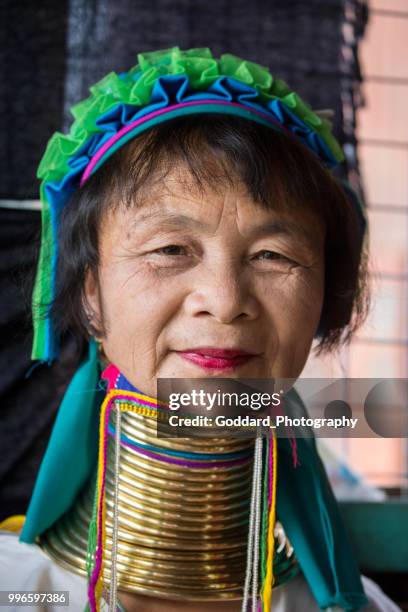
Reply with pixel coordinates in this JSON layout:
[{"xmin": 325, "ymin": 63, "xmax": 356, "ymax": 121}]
[{"xmin": 83, "ymin": 267, "xmax": 103, "ymax": 334}]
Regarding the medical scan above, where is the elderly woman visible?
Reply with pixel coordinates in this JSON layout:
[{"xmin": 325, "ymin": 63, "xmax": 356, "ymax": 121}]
[{"xmin": 0, "ymin": 48, "xmax": 401, "ymax": 612}]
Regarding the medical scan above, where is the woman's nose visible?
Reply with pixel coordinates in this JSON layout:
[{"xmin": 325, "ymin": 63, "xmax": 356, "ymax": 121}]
[{"xmin": 184, "ymin": 260, "xmax": 261, "ymax": 324}]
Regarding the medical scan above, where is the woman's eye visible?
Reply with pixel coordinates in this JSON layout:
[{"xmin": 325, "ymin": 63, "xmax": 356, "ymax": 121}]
[
  {"xmin": 252, "ymin": 250, "xmax": 293, "ymax": 263},
  {"xmin": 154, "ymin": 245, "xmax": 188, "ymax": 256},
  {"xmin": 146, "ymin": 244, "xmax": 194, "ymax": 271}
]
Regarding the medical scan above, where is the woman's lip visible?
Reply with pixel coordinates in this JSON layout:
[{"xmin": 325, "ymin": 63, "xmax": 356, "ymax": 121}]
[
  {"xmin": 176, "ymin": 350, "xmax": 256, "ymax": 371},
  {"xmin": 178, "ymin": 347, "xmax": 256, "ymax": 358}
]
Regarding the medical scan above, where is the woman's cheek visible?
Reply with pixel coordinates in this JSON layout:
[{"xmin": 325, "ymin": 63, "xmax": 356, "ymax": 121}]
[
  {"xmin": 101, "ymin": 264, "xmax": 183, "ymax": 355},
  {"xmin": 260, "ymin": 265, "xmax": 323, "ymax": 312},
  {"xmin": 260, "ymin": 269, "xmax": 323, "ymax": 370}
]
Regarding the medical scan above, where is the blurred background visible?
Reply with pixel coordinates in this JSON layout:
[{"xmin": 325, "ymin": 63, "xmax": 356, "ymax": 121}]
[
  {"xmin": 0, "ymin": 0, "xmax": 407, "ymax": 607},
  {"xmin": 304, "ymin": 0, "xmax": 408, "ymax": 494}
]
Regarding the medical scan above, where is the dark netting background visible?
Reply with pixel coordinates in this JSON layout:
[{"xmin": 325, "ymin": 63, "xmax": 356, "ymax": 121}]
[{"xmin": 0, "ymin": 0, "xmax": 368, "ymax": 518}]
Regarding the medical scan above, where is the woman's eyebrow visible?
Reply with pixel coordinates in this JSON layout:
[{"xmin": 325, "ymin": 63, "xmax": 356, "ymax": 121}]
[
  {"xmin": 131, "ymin": 211, "xmax": 212, "ymax": 231},
  {"xmin": 246, "ymin": 220, "xmax": 314, "ymax": 247},
  {"xmin": 131, "ymin": 211, "xmax": 316, "ymax": 247}
]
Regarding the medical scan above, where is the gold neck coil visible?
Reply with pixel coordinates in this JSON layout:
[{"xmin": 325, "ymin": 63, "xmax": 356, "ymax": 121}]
[
  {"xmin": 39, "ymin": 403, "xmax": 298, "ymax": 601},
  {"xmin": 40, "ymin": 404, "xmax": 253, "ymax": 600}
]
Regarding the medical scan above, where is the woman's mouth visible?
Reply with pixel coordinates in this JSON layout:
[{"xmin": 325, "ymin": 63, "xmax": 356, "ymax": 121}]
[{"xmin": 175, "ymin": 347, "xmax": 257, "ymax": 371}]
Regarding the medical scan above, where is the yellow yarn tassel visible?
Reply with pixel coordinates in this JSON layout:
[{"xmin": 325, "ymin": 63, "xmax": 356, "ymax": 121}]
[
  {"xmin": 262, "ymin": 433, "xmax": 278, "ymax": 611},
  {"xmin": 0, "ymin": 515, "xmax": 25, "ymax": 533},
  {"xmin": 93, "ymin": 391, "xmax": 111, "ymax": 611}
]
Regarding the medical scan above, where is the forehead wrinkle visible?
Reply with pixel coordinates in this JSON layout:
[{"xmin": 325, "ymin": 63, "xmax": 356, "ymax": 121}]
[
  {"xmin": 128, "ymin": 157, "xmax": 241, "ymax": 211},
  {"xmin": 128, "ymin": 183, "xmax": 230, "ymax": 234},
  {"xmin": 130, "ymin": 209, "xmax": 212, "ymax": 232}
]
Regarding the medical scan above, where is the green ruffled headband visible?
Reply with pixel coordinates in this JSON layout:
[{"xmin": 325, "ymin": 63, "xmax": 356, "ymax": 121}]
[{"xmin": 33, "ymin": 46, "xmax": 345, "ymax": 362}]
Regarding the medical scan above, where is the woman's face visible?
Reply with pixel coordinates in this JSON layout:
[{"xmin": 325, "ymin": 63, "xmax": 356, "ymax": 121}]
[{"xmin": 85, "ymin": 164, "xmax": 326, "ymax": 396}]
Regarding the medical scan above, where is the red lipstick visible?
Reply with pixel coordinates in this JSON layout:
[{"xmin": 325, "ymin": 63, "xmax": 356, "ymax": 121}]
[{"xmin": 176, "ymin": 347, "xmax": 256, "ymax": 371}]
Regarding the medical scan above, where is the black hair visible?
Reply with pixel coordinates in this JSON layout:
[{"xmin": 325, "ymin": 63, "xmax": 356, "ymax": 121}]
[{"xmin": 49, "ymin": 114, "xmax": 370, "ymax": 356}]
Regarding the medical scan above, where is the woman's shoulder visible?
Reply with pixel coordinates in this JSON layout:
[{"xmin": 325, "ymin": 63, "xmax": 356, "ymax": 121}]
[
  {"xmin": 0, "ymin": 531, "xmax": 87, "ymax": 611},
  {"xmin": 360, "ymin": 576, "xmax": 403, "ymax": 612}
]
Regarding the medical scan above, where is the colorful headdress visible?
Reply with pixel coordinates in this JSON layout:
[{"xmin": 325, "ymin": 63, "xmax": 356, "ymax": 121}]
[{"xmin": 32, "ymin": 46, "xmax": 345, "ymax": 362}]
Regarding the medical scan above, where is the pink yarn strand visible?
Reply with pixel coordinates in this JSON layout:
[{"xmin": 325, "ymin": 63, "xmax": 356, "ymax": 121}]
[{"xmin": 87, "ymin": 397, "xmax": 113, "ymax": 611}]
